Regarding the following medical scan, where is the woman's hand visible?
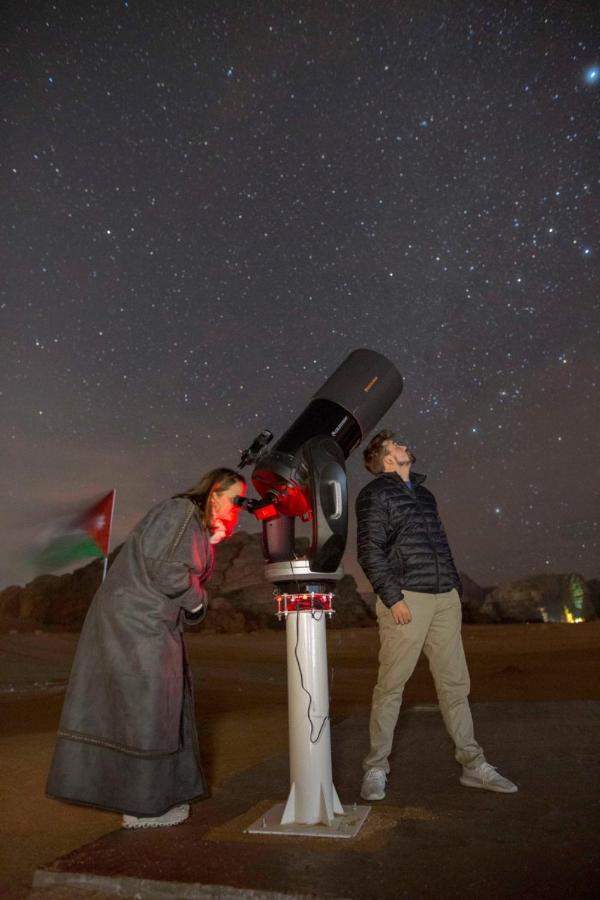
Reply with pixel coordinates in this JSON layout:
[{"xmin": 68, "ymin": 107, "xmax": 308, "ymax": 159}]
[{"xmin": 209, "ymin": 522, "xmax": 227, "ymax": 544}]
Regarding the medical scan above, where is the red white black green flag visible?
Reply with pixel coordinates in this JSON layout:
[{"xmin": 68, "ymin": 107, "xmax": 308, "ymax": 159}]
[{"xmin": 33, "ymin": 491, "xmax": 115, "ymax": 572}]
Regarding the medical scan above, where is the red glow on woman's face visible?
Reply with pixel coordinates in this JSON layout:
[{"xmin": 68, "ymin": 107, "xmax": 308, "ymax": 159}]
[{"xmin": 209, "ymin": 481, "xmax": 246, "ymax": 541}]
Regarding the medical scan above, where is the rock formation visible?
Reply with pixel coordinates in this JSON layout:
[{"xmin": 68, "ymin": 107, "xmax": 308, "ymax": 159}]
[
  {"xmin": 0, "ymin": 535, "xmax": 595, "ymax": 631},
  {"xmin": 0, "ymin": 532, "xmax": 374, "ymax": 633},
  {"xmin": 198, "ymin": 532, "xmax": 374, "ymax": 632},
  {"xmin": 458, "ymin": 571, "xmax": 489, "ymax": 623},
  {"xmin": 480, "ymin": 573, "xmax": 594, "ymax": 623},
  {"xmin": 587, "ymin": 578, "xmax": 600, "ymax": 618}
]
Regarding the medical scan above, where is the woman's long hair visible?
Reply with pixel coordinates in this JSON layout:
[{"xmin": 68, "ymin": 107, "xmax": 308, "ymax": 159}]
[{"xmin": 174, "ymin": 468, "xmax": 246, "ymax": 527}]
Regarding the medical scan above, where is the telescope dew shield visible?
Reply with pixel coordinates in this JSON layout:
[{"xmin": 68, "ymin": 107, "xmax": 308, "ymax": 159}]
[{"xmin": 313, "ymin": 348, "xmax": 404, "ymax": 441}]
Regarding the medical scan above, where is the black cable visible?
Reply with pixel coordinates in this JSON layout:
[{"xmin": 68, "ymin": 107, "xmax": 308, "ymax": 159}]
[{"xmin": 293, "ymin": 608, "xmax": 331, "ymax": 744}]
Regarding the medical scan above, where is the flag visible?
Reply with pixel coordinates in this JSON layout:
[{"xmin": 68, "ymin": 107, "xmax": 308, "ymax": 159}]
[
  {"xmin": 33, "ymin": 491, "xmax": 115, "ymax": 573},
  {"xmin": 78, "ymin": 492, "xmax": 114, "ymax": 556}
]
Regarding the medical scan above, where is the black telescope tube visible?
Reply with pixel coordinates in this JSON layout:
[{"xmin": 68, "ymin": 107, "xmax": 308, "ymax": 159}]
[
  {"xmin": 274, "ymin": 398, "xmax": 362, "ymax": 459},
  {"xmin": 251, "ymin": 349, "xmax": 403, "ymax": 495},
  {"xmin": 270, "ymin": 348, "xmax": 402, "ymax": 461}
]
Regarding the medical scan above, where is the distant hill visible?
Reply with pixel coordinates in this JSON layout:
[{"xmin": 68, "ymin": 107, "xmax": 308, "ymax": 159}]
[
  {"xmin": 0, "ymin": 531, "xmax": 374, "ymax": 633},
  {"xmin": 0, "ymin": 532, "xmax": 597, "ymax": 632}
]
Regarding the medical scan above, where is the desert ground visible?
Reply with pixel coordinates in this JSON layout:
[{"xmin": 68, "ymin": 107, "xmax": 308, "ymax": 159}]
[{"xmin": 1, "ymin": 621, "xmax": 599, "ymax": 898}]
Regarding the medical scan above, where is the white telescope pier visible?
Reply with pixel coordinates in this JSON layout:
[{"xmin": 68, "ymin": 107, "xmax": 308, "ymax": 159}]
[{"xmin": 246, "ymin": 564, "xmax": 370, "ymax": 838}]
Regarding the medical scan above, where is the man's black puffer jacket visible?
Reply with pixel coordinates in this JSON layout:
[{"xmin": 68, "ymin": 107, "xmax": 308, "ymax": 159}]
[{"xmin": 356, "ymin": 471, "xmax": 461, "ymax": 608}]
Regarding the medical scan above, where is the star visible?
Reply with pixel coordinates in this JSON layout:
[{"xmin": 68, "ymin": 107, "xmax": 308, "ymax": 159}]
[{"xmin": 1, "ymin": 1, "xmax": 598, "ymax": 589}]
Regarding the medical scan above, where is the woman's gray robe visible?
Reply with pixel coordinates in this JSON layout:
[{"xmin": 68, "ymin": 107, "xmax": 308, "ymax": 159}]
[{"xmin": 47, "ymin": 497, "xmax": 214, "ymax": 816}]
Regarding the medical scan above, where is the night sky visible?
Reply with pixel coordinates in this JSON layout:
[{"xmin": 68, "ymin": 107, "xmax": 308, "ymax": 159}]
[{"xmin": 2, "ymin": 1, "xmax": 599, "ymax": 592}]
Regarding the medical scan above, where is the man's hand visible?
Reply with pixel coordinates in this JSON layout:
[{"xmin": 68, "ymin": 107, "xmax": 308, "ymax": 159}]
[{"xmin": 390, "ymin": 600, "xmax": 412, "ymax": 625}]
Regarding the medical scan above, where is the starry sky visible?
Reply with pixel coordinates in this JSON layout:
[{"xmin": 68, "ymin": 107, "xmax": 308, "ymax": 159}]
[{"xmin": 2, "ymin": 1, "xmax": 599, "ymax": 592}]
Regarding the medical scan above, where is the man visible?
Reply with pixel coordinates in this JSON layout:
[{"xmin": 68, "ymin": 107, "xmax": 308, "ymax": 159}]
[{"xmin": 356, "ymin": 430, "xmax": 517, "ymax": 800}]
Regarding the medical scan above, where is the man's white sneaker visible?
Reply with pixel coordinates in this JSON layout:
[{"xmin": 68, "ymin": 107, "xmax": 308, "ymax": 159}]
[
  {"xmin": 460, "ymin": 762, "xmax": 518, "ymax": 793},
  {"xmin": 360, "ymin": 767, "xmax": 387, "ymax": 801},
  {"xmin": 122, "ymin": 803, "xmax": 190, "ymax": 829}
]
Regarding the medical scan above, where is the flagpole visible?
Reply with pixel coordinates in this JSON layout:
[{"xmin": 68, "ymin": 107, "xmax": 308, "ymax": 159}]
[{"xmin": 103, "ymin": 489, "xmax": 116, "ymax": 581}]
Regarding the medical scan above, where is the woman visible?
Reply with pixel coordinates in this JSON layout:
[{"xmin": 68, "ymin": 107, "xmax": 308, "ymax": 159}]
[{"xmin": 47, "ymin": 468, "xmax": 247, "ymax": 829}]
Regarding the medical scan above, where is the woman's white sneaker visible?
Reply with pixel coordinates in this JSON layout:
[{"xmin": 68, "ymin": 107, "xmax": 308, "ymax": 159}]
[
  {"xmin": 460, "ymin": 762, "xmax": 518, "ymax": 793},
  {"xmin": 122, "ymin": 803, "xmax": 190, "ymax": 829}
]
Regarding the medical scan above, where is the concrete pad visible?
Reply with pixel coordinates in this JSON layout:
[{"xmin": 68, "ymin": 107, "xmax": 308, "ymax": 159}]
[
  {"xmin": 245, "ymin": 802, "xmax": 370, "ymax": 838},
  {"xmin": 34, "ymin": 702, "xmax": 600, "ymax": 899}
]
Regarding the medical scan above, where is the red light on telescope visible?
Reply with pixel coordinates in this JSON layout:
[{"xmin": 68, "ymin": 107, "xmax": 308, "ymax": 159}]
[
  {"xmin": 251, "ymin": 470, "xmax": 312, "ymax": 519},
  {"xmin": 254, "ymin": 504, "xmax": 279, "ymax": 521},
  {"xmin": 277, "ymin": 485, "xmax": 311, "ymax": 518},
  {"xmin": 274, "ymin": 593, "xmax": 335, "ymax": 616}
]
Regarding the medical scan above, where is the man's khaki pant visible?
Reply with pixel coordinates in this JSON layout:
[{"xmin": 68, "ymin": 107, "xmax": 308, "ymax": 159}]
[{"xmin": 364, "ymin": 589, "xmax": 485, "ymax": 773}]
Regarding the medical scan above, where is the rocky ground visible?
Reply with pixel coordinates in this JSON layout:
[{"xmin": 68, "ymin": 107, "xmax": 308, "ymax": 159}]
[{"xmin": 1, "ymin": 621, "xmax": 599, "ymax": 898}]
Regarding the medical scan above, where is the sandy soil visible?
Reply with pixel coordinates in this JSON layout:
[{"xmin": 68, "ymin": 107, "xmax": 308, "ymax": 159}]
[{"xmin": 1, "ymin": 622, "xmax": 599, "ymax": 898}]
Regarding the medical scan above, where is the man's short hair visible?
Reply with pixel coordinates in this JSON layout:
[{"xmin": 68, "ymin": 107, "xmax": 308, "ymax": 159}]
[{"xmin": 363, "ymin": 429, "xmax": 395, "ymax": 475}]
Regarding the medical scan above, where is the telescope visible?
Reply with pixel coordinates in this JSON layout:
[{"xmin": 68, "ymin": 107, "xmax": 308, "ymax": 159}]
[
  {"xmin": 239, "ymin": 348, "xmax": 403, "ymax": 594},
  {"xmin": 240, "ymin": 348, "xmax": 403, "ymax": 837}
]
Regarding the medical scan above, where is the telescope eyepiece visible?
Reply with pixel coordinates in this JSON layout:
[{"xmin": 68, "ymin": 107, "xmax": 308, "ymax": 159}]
[{"xmin": 233, "ymin": 493, "xmax": 278, "ymax": 514}]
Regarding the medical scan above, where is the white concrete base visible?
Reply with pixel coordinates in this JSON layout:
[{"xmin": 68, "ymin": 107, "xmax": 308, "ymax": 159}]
[{"xmin": 245, "ymin": 802, "xmax": 370, "ymax": 839}]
